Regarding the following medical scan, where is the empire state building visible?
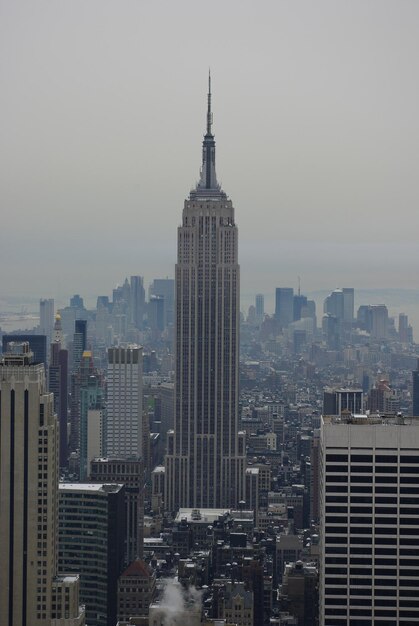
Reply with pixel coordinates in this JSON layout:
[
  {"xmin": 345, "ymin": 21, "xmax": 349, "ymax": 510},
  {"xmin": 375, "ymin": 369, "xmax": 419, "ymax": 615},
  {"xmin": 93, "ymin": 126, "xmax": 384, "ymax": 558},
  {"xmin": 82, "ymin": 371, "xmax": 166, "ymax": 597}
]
[{"xmin": 165, "ymin": 77, "xmax": 246, "ymax": 510}]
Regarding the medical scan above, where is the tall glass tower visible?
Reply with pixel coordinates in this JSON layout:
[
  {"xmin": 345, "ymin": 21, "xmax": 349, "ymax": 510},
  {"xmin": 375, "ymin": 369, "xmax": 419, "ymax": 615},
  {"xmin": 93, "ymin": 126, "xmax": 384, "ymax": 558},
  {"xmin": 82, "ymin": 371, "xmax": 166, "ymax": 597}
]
[{"xmin": 165, "ymin": 76, "xmax": 246, "ymax": 510}]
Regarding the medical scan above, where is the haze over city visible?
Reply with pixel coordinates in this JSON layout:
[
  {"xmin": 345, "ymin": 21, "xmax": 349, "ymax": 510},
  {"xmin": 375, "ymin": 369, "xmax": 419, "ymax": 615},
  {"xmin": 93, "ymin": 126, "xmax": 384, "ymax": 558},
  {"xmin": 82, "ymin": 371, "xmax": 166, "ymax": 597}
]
[
  {"xmin": 4, "ymin": 3, "xmax": 419, "ymax": 626},
  {"xmin": 2, "ymin": 0, "xmax": 419, "ymax": 305}
]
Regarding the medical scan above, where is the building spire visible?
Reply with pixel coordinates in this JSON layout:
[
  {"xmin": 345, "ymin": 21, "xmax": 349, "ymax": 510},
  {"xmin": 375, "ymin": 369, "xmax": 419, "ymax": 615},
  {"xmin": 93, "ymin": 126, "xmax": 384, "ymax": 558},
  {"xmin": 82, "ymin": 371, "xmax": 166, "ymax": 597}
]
[
  {"xmin": 207, "ymin": 69, "xmax": 213, "ymax": 136},
  {"xmin": 191, "ymin": 71, "xmax": 226, "ymax": 199}
]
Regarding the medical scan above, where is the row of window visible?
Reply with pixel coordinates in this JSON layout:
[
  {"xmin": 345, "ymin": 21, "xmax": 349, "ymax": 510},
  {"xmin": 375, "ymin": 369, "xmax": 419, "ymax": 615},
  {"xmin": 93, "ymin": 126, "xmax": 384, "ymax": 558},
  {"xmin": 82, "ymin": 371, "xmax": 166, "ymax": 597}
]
[{"xmin": 326, "ymin": 454, "xmax": 419, "ymax": 463}]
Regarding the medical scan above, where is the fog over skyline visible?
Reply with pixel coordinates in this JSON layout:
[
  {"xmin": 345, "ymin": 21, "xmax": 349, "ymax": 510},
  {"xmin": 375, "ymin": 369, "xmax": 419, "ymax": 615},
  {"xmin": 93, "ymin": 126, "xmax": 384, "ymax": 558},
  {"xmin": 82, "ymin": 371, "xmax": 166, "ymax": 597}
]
[{"xmin": 2, "ymin": 0, "xmax": 419, "ymax": 303}]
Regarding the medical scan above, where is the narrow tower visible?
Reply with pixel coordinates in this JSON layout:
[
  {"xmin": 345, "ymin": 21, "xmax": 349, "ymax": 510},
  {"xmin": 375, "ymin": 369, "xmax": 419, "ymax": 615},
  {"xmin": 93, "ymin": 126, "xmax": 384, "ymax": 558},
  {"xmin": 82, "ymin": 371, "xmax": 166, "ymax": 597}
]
[{"xmin": 165, "ymin": 76, "xmax": 246, "ymax": 510}]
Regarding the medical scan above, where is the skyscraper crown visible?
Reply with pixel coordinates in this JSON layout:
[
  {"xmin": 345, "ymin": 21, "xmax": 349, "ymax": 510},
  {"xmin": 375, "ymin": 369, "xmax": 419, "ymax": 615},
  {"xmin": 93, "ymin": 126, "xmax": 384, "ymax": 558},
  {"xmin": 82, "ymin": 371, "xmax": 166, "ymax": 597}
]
[{"xmin": 191, "ymin": 72, "xmax": 226, "ymax": 200}]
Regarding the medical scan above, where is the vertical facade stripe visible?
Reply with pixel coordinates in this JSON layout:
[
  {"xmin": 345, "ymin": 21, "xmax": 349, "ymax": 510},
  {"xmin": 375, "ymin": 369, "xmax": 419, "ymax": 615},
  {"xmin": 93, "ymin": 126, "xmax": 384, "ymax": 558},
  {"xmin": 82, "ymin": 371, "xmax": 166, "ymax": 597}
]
[
  {"xmin": 22, "ymin": 389, "xmax": 29, "ymax": 626},
  {"xmin": 8, "ymin": 389, "xmax": 15, "ymax": 626}
]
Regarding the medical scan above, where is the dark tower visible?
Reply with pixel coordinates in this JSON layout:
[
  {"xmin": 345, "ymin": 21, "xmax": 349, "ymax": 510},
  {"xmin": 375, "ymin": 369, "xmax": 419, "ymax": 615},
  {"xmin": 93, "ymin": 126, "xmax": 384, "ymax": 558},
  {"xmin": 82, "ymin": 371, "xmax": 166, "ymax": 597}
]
[{"xmin": 165, "ymin": 74, "xmax": 246, "ymax": 510}]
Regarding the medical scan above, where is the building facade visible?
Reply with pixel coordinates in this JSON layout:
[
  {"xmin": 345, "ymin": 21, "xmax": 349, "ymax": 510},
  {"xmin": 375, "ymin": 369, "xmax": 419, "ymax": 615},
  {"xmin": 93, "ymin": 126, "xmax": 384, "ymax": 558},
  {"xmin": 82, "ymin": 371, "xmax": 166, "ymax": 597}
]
[
  {"xmin": 40, "ymin": 297, "xmax": 55, "ymax": 344},
  {"xmin": 49, "ymin": 313, "xmax": 69, "ymax": 468},
  {"xmin": 275, "ymin": 288, "xmax": 294, "ymax": 328},
  {"xmin": 58, "ymin": 483, "xmax": 125, "ymax": 626},
  {"xmin": 320, "ymin": 413, "xmax": 419, "ymax": 625},
  {"xmin": 90, "ymin": 457, "xmax": 145, "ymax": 562},
  {"xmin": 106, "ymin": 345, "xmax": 143, "ymax": 459},
  {"xmin": 0, "ymin": 341, "xmax": 84, "ymax": 626},
  {"xmin": 165, "ymin": 77, "xmax": 246, "ymax": 510}
]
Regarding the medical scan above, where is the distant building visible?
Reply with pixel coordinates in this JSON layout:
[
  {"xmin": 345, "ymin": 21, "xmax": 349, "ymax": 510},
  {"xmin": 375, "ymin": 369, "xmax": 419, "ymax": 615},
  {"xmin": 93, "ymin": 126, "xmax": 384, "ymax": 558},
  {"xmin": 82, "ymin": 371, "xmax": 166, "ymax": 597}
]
[
  {"xmin": 293, "ymin": 294, "xmax": 307, "ymax": 322},
  {"xmin": 370, "ymin": 304, "xmax": 389, "ymax": 339},
  {"xmin": 323, "ymin": 289, "xmax": 344, "ymax": 321},
  {"xmin": 2, "ymin": 333, "xmax": 47, "ymax": 368},
  {"xmin": 131, "ymin": 276, "xmax": 146, "ymax": 330},
  {"xmin": 106, "ymin": 346, "xmax": 143, "ymax": 460},
  {"xmin": 342, "ymin": 287, "xmax": 354, "ymax": 323},
  {"xmin": 40, "ymin": 297, "xmax": 54, "ymax": 344},
  {"xmin": 72, "ymin": 319, "xmax": 87, "ymax": 372},
  {"xmin": 323, "ymin": 387, "xmax": 363, "ymax": 416},
  {"xmin": 255, "ymin": 293, "xmax": 264, "ymax": 323},
  {"xmin": 275, "ymin": 288, "xmax": 294, "ymax": 328},
  {"xmin": 77, "ymin": 351, "xmax": 105, "ymax": 480},
  {"xmin": 149, "ymin": 278, "xmax": 174, "ymax": 326},
  {"xmin": 148, "ymin": 295, "xmax": 165, "ymax": 332},
  {"xmin": 356, "ymin": 304, "xmax": 389, "ymax": 339}
]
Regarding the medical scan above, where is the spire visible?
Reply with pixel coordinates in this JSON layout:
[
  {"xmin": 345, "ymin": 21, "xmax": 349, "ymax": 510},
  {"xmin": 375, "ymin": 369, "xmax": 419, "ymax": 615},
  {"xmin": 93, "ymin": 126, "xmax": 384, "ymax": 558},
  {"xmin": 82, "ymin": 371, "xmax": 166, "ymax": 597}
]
[
  {"xmin": 191, "ymin": 72, "xmax": 226, "ymax": 199},
  {"xmin": 207, "ymin": 69, "xmax": 213, "ymax": 136}
]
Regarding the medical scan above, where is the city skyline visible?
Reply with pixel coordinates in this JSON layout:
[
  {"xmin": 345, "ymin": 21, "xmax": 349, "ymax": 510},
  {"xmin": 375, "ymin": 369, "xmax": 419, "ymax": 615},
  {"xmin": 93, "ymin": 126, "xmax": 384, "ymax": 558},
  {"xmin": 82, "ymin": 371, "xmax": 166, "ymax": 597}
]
[{"xmin": 2, "ymin": 1, "xmax": 419, "ymax": 299}]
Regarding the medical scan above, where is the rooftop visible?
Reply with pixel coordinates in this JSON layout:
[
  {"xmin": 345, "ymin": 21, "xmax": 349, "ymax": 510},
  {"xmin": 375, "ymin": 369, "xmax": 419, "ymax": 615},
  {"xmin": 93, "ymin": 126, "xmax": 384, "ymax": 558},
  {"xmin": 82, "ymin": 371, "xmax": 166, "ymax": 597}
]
[
  {"xmin": 59, "ymin": 482, "xmax": 124, "ymax": 493},
  {"xmin": 323, "ymin": 414, "xmax": 419, "ymax": 426}
]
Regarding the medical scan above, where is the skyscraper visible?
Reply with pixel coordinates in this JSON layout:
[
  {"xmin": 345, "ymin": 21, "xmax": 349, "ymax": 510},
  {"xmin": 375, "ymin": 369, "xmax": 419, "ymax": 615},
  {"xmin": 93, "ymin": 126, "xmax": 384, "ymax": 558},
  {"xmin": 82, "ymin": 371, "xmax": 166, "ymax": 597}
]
[
  {"xmin": 165, "ymin": 76, "xmax": 246, "ymax": 510},
  {"xmin": 48, "ymin": 313, "xmax": 69, "ymax": 467},
  {"xmin": 412, "ymin": 358, "xmax": 419, "ymax": 416},
  {"xmin": 90, "ymin": 458, "xmax": 145, "ymax": 562},
  {"xmin": 0, "ymin": 341, "xmax": 84, "ymax": 625},
  {"xmin": 40, "ymin": 297, "xmax": 54, "ymax": 344},
  {"xmin": 320, "ymin": 413, "xmax": 419, "ymax": 625},
  {"xmin": 72, "ymin": 318, "xmax": 87, "ymax": 372},
  {"xmin": 130, "ymin": 275, "xmax": 145, "ymax": 330},
  {"xmin": 2, "ymin": 333, "xmax": 47, "ymax": 369},
  {"xmin": 58, "ymin": 483, "xmax": 125, "ymax": 626},
  {"xmin": 149, "ymin": 277, "xmax": 175, "ymax": 327},
  {"xmin": 275, "ymin": 288, "xmax": 294, "ymax": 328},
  {"xmin": 255, "ymin": 293, "xmax": 264, "ymax": 323},
  {"xmin": 106, "ymin": 345, "xmax": 143, "ymax": 459}
]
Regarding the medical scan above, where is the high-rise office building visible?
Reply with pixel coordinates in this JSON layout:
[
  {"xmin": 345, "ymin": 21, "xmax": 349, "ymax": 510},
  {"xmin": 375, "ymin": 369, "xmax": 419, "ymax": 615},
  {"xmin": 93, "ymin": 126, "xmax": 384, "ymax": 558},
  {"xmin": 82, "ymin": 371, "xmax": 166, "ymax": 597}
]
[
  {"xmin": 69, "ymin": 349, "xmax": 104, "ymax": 475},
  {"xmin": 72, "ymin": 319, "xmax": 87, "ymax": 372},
  {"xmin": 2, "ymin": 333, "xmax": 47, "ymax": 369},
  {"xmin": 320, "ymin": 413, "xmax": 419, "ymax": 625},
  {"xmin": 90, "ymin": 458, "xmax": 144, "ymax": 563},
  {"xmin": 130, "ymin": 275, "xmax": 145, "ymax": 330},
  {"xmin": 293, "ymin": 293, "xmax": 308, "ymax": 322},
  {"xmin": 275, "ymin": 288, "xmax": 294, "ymax": 328},
  {"xmin": 48, "ymin": 313, "xmax": 69, "ymax": 467},
  {"xmin": 148, "ymin": 295, "xmax": 165, "ymax": 333},
  {"xmin": 255, "ymin": 293, "xmax": 264, "ymax": 323},
  {"xmin": 58, "ymin": 483, "xmax": 125, "ymax": 626},
  {"xmin": 165, "ymin": 76, "xmax": 246, "ymax": 510},
  {"xmin": 342, "ymin": 287, "xmax": 354, "ymax": 323},
  {"xmin": 106, "ymin": 346, "xmax": 143, "ymax": 459},
  {"xmin": 40, "ymin": 297, "xmax": 54, "ymax": 344},
  {"xmin": 324, "ymin": 289, "xmax": 344, "ymax": 320},
  {"xmin": 149, "ymin": 277, "xmax": 175, "ymax": 326},
  {"xmin": 68, "ymin": 319, "xmax": 88, "ymax": 457},
  {"xmin": 0, "ymin": 341, "xmax": 84, "ymax": 626},
  {"xmin": 412, "ymin": 359, "xmax": 419, "ymax": 416},
  {"xmin": 370, "ymin": 304, "xmax": 389, "ymax": 339},
  {"xmin": 323, "ymin": 387, "xmax": 363, "ymax": 415},
  {"xmin": 78, "ymin": 351, "xmax": 105, "ymax": 480},
  {"xmin": 399, "ymin": 313, "xmax": 409, "ymax": 343}
]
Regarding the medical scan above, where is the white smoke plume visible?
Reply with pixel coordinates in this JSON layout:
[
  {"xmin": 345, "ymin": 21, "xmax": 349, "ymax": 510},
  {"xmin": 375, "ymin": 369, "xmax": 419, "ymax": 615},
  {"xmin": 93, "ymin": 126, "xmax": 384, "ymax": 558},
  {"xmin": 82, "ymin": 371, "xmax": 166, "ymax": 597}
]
[{"xmin": 155, "ymin": 579, "xmax": 203, "ymax": 626}]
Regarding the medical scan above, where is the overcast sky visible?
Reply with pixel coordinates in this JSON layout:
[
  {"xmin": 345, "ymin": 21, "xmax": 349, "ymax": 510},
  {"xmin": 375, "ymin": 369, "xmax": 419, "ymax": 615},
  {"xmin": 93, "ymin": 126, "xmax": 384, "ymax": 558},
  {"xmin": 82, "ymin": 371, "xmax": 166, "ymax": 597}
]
[{"xmin": 2, "ymin": 0, "xmax": 419, "ymax": 308}]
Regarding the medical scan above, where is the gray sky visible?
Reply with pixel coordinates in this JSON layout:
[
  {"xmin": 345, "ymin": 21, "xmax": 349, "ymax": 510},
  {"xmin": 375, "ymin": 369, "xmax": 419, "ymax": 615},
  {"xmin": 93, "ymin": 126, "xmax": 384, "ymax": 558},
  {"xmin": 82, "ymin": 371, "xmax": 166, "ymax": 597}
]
[{"xmin": 2, "ymin": 0, "xmax": 419, "ymax": 307}]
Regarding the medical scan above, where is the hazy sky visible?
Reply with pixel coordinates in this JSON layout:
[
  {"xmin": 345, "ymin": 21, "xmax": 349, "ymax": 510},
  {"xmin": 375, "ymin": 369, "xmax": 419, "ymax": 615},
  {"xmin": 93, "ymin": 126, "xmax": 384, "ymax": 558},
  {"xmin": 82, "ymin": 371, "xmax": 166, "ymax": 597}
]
[{"xmin": 2, "ymin": 0, "xmax": 419, "ymax": 305}]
